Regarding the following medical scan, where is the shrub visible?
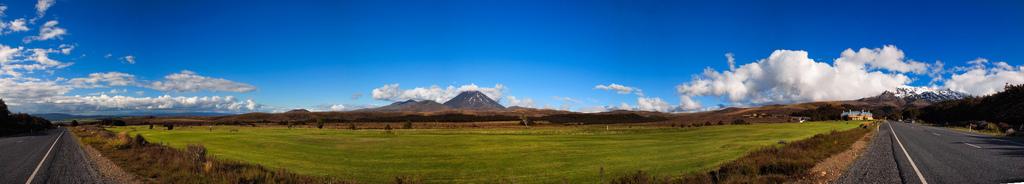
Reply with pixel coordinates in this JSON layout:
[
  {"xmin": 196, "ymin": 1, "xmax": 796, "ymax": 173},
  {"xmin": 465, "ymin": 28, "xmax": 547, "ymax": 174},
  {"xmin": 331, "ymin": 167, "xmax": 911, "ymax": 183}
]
[
  {"xmin": 187, "ymin": 144, "xmax": 208, "ymax": 172},
  {"xmin": 403, "ymin": 121, "xmax": 413, "ymax": 129},
  {"xmin": 349, "ymin": 123, "xmax": 357, "ymax": 130},
  {"xmin": 133, "ymin": 134, "xmax": 149, "ymax": 147},
  {"xmin": 732, "ymin": 119, "xmax": 749, "ymax": 125},
  {"xmin": 70, "ymin": 120, "xmax": 79, "ymax": 127},
  {"xmin": 316, "ymin": 119, "xmax": 325, "ymax": 129},
  {"xmin": 384, "ymin": 124, "xmax": 393, "ymax": 131}
]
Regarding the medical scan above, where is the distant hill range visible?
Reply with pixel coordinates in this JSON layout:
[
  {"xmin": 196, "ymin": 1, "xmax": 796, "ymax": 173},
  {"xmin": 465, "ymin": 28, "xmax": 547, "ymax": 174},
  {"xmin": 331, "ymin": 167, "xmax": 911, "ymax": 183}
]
[
  {"xmin": 857, "ymin": 87, "xmax": 970, "ymax": 107},
  {"xmin": 361, "ymin": 91, "xmax": 505, "ymax": 112},
  {"xmin": 34, "ymin": 112, "xmax": 235, "ymax": 121}
]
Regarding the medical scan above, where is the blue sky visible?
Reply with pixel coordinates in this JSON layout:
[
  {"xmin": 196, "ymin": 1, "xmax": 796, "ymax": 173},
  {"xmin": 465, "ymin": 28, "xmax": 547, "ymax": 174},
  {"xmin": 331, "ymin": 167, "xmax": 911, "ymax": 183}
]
[{"xmin": 1, "ymin": 0, "xmax": 1023, "ymax": 114}]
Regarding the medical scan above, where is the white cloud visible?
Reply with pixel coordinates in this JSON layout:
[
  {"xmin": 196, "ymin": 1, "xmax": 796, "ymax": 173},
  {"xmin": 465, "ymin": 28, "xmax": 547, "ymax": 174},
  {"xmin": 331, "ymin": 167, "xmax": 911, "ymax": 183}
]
[
  {"xmin": 835, "ymin": 45, "xmax": 930, "ymax": 74},
  {"xmin": 677, "ymin": 96, "xmax": 701, "ymax": 111},
  {"xmin": 67, "ymin": 72, "xmax": 137, "ymax": 88},
  {"xmin": 147, "ymin": 70, "xmax": 256, "ymax": 93},
  {"xmin": 2, "ymin": 18, "xmax": 30, "ymax": 33},
  {"xmin": 371, "ymin": 83, "xmax": 506, "ymax": 102},
  {"xmin": 58, "ymin": 44, "xmax": 74, "ymax": 55},
  {"xmin": 944, "ymin": 58, "xmax": 1024, "ymax": 96},
  {"xmin": 504, "ymin": 96, "xmax": 535, "ymax": 108},
  {"xmin": 0, "ymin": 76, "xmax": 260, "ymax": 114},
  {"xmin": 0, "ymin": 77, "xmax": 71, "ymax": 103},
  {"xmin": 35, "ymin": 0, "xmax": 55, "ymax": 19},
  {"xmin": 725, "ymin": 52, "xmax": 736, "ymax": 71},
  {"xmin": 25, "ymin": 95, "xmax": 259, "ymax": 113},
  {"xmin": 636, "ymin": 97, "xmax": 672, "ymax": 112},
  {"xmin": 29, "ymin": 48, "xmax": 67, "ymax": 68},
  {"xmin": 0, "ymin": 46, "xmax": 72, "ymax": 77},
  {"xmin": 121, "ymin": 55, "xmax": 135, "ymax": 64},
  {"xmin": 0, "ymin": 45, "xmax": 21, "ymax": 64},
  {"xmin": 24, "ymin": 20, "xmax": 66, "ymax": 43},
  {"xmin": 594, "ymin": 83, "xmax": 643, "ymax": 96},
  {"xmin": 677, "ymin": 46, "xmax": 913, "ymax": 108}
]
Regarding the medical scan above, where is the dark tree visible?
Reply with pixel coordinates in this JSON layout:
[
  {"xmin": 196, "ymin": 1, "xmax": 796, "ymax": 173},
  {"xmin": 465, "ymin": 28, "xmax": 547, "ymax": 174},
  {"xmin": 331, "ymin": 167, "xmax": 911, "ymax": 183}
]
[{"xmin": 71, "ymin": 120, "xmax": 79, "ymax": 127}]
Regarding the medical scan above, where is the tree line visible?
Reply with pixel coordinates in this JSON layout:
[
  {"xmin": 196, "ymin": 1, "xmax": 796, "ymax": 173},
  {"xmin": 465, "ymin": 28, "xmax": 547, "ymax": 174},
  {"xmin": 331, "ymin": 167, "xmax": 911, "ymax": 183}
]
[
  {"xmin": 0, "ymin": 99, "xmax": 54, "ymax": 136},
  {"xmin": 919, "ymin": 83, "xmax": 1024, "ymax": 128}
]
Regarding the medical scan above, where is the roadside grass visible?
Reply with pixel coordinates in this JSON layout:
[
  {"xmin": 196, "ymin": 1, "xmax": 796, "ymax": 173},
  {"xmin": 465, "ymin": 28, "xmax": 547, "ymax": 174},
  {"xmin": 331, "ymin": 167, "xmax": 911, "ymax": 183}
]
[
  {"xmin": 108, "ymin": 121, "xmax": 860, "ymax": 183},
  {"xmin": 71, "ymin": 126, "xmax": 352, "ymax": 183},
  {"xmin": 945, "ymin": 126, "xmax": 1005, "ymax": 136},
  {"xmin": 611, "ymin": 121, "xmax": 874, "ymax": 183}
]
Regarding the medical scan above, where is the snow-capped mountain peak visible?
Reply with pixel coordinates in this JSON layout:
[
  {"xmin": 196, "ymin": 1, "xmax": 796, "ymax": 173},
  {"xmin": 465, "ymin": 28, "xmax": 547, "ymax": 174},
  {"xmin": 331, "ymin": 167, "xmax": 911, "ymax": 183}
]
[{"xmin": 891, "ymin": 86, "xmax": 970, "ymax": 103}]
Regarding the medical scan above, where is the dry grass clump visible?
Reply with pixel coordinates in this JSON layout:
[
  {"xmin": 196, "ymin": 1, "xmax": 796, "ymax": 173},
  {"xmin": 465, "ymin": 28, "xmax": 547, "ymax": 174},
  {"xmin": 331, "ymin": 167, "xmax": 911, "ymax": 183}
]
[
  {"xmin": 612, "ymin": 125, "xmax": 872, "ymax": 184},
  {"xmin": 72, "ymin": 125, "xmax": 357, "ymax": 183}
]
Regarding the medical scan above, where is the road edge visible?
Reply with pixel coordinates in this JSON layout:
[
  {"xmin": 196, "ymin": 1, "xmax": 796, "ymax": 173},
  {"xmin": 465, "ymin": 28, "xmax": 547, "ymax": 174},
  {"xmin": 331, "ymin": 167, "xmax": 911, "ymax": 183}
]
[
  {"xmin": 796, "ymin": 122, "xmax": 878, "ymax": 183},
  {"xmin": 68, "ymin": 128, "xmax": 142, "ymax": 184}
]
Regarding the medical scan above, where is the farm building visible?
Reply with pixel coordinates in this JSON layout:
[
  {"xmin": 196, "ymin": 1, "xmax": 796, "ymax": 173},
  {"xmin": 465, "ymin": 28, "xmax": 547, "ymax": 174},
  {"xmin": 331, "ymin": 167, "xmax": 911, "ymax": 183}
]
[{"xmin": 841, "ymin": 110, "xmax": 873, "ymax": 120}]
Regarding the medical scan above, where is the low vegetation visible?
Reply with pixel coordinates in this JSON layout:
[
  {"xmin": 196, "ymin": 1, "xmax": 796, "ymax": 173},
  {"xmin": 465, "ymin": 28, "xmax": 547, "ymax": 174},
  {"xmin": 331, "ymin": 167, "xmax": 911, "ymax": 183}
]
[
  {"xmin": 612, "ymin": 122, "xmax": 874, "ymax": 183},
  {"xmin": 71, "ymin": 125, "xmax": 352, "ymax": 183},
  {"xmin": 108, "ymin": 121, "xmax": 860, "ymax": 183}
]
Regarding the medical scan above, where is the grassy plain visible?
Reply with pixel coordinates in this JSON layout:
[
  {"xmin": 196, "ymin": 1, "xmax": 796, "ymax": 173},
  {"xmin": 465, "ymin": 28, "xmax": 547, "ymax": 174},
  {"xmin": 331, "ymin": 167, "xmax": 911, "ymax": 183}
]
[{"xmin": 109, "ymin": 121, "xmax": 860, "ymax": 183}]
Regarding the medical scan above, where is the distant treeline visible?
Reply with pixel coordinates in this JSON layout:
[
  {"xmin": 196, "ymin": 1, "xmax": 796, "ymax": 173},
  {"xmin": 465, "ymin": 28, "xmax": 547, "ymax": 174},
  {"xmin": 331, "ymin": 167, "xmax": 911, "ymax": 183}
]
[
  {"xmin": 919, "ymin": 84, "xmax": 1024, "ymax": 127},
  {"xmin": 0, "ymin": 99, "xmax": 54, "ymax": 136},
  {"xmin": 174, "ymin": 111, "xmax": 670, "ymax": 125},
  {"xmin": 352, "ymin": 114, "xmax": 520, "ymax": 122},
  {"xmin": 538, "ymin": 113, "xmax": 669, "ymax": 124}
]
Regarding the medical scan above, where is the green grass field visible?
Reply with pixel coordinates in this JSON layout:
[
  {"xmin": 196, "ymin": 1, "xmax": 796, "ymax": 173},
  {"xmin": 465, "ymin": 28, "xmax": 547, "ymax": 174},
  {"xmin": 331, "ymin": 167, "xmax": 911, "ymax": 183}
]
[{"xmin": 108, "ymin": 121, "xmax": 860, "ymax": 183}]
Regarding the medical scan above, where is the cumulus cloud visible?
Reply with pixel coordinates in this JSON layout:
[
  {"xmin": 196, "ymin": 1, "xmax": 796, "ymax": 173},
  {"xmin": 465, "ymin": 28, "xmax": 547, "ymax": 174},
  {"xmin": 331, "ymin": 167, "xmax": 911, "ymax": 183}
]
[
  {"xmin": 67, "ymin": 72, "xmax": 137, "ymax": 88},
  {"xmin": 636, "ymin": 97, "xmax": 672, "ymax": 112},
  {"xmin": 24, "ymin": 20, "xmax": 66, "ymax": 43},
  {"xmin": 835, "ymin": 45, "xmax": 930, "ymax": 74},
  {"xmin": 677, "ymin": 96, "xmax": 701, "ymax": 111},
  {"xmin": 19, "ymin": 95, "xmax": 259, "ymax": 113},
  {"xmin": 944, "ymin": 58, "xmax": 1024, "ymax": 96},
  {"xmin": 121, "ymin": 55, "xmax": 135, "ymax": 64},
  {"xmin": 147, "ymin": 70, "xmax": 256, "ymax": 93},
  {"xmin": 1, "ymin": 76, "xmax": 260, "ymax": 114},
  {"xmin": 504, "ymin": 96, "xmax": 535, "ymax": 108},
  {"xmin": 677, "ymin": 46, "xmax": 914, "ymax": 108},
  {"xmin": 594, "ymin": 83, "xmax": 643, "ymax": 96},
  {"xmin": 371, "ymin": 83, "xmax": 505, "ymax": 102},
  {"xmin": 0, "ymin": 77, "xmax": 71, "ymax": 103}
]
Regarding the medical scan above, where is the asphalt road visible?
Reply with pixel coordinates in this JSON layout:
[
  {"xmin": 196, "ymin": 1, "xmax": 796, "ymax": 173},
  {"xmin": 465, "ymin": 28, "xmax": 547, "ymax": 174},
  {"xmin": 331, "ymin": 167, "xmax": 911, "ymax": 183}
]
[
  {"xmin": 838, "ymin": 121, "xmax": 1024, "ymax": 184},
  {"xmin": 0, "ymin": 127, "xmax": 104, "ymax": 184}
]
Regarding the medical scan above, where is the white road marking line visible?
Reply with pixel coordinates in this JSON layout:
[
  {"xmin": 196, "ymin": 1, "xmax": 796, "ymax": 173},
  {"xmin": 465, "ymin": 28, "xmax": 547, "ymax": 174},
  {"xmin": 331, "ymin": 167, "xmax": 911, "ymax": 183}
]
[
  {"xmin": 25, "ymin": 130, "xmax": 63, "ymax": 184},
  {"xmin": 888, "ymin": 122, "xmax": 929, "ymax": 184},
  {"xmin": 931, "ymin": 132, "xmax": 940, "ymax": 136},
  {"xmin": 963, "ymin": 143, "xmax": 982, "ymax": 149}
]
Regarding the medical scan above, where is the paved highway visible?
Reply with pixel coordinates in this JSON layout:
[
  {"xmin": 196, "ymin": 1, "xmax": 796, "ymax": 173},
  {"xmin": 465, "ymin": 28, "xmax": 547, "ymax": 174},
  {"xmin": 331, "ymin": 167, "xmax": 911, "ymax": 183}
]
[
  {"xmin": 839, "ymin": 121, "xmax": 1024, "ymax": 184},
  {"xmin": 0, "ymin": 127, "xmax": 104, "ymax": 184}
]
